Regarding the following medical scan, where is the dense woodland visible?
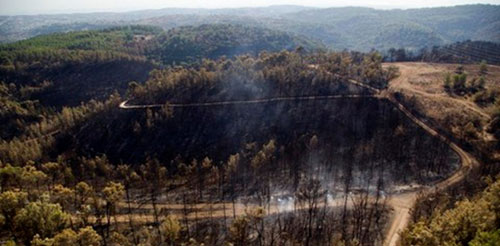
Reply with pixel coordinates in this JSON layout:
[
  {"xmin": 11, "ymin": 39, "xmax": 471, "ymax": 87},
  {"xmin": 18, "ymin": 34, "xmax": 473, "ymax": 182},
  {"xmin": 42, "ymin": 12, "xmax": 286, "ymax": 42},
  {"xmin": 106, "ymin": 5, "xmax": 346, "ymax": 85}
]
[
  {"xmin": 145, "ymin": 24, "xmax": 323, "ymax": 65},
  {"xmin": 1, "ymin": 5, "xmax": 499, "ymax": 51}
]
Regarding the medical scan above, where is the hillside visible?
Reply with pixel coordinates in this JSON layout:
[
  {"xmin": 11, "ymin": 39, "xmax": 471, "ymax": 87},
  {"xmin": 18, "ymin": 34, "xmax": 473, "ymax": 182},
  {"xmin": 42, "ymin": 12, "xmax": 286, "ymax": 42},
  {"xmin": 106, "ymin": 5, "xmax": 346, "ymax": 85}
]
[
  {"xmin": 1, "ymin": 5, "xmax": 499, "ymax": 51},
  {"xmin": 146, "ymin": 24, "xmax": 323, "ymax": 65},
  {"xmin": 0, "ymin": 5, "xmax": 314, "ymax": 43},
  {"xmin": 1, "ymin": 49, "xmax": 462, "ymax": 246},
  {"xmin": 0, "ymin": 27, "xmax": 498, "ymax": 245},
  {"xmin": 0, "ymin": 24, "xmax": 320, "ymax": 107},
  {"xmin": 0, "ymin": 26, "xmax": 160, "ymax": 107},
  {"xmin": 421, "ymin": 41, "xmax": 500, "ymax": 64},
  {"xmin": 385, "ymin": 62, "xmax": 500, "ymax": 170},
  {"xmin": 278, "ymin": 5, "xmax": 500, "ymax": 50}
]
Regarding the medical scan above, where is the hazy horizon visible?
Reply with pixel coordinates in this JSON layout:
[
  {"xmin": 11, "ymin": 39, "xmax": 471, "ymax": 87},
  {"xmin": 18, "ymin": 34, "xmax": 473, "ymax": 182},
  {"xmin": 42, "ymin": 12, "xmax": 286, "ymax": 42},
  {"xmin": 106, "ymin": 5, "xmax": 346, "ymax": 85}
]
[{"xmin": 0, "ymin": 0, "xmax": 499, "ymax": 15}]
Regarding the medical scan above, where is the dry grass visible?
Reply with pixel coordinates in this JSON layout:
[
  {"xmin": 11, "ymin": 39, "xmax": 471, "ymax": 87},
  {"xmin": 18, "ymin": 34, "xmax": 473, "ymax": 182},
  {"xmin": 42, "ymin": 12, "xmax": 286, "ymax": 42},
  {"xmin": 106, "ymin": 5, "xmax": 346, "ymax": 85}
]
[
  {"xmin": 386, "ymin": 62, "xmax": 500, "ymax": 92},
  {"xmin": 383, "ymin": 62, "xmax": 499, "ymax": 144},
  {"xmin": 385, "ymin": 62, "xmax": 499, "ymax": 119}
]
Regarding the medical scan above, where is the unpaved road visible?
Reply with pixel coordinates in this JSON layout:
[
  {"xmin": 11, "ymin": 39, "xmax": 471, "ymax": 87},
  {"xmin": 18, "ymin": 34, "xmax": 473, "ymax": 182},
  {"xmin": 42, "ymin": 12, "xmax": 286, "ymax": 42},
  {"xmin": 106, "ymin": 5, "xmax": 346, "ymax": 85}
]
[
  {"xmin": 119, "ymin": 94, "xmax": 377, "ymax": 109},
  {"xmin": 383, "ymin": 92, "xmax": 477, "ymax": 246},
  {"xmin": 110, "ymin": 195, "xmax": 357, "ymax": 223},
  {"xmin": 120, "ymin": 74, "xmax": 478, "ymax": 246}
]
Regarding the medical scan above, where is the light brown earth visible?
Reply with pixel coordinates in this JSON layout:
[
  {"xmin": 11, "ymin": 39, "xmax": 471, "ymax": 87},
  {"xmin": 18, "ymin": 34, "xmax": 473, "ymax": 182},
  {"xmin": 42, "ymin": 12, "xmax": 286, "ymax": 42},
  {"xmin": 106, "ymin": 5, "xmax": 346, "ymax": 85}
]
[
  {"xmin": 384, "ymin": 62, "xmax": 500, "ymax": 142},
  {"xmin": 385, "ymin": 62, "xmax": 500, "ymax": 118}
]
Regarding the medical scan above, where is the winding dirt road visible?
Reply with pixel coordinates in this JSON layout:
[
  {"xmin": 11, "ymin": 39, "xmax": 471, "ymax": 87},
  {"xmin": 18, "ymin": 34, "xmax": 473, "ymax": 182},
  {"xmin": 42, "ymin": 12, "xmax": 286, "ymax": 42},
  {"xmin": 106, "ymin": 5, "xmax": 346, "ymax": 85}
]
[
  {"xmin": 383, "ymin": 93, "xmax": 477, "ymax": 246},
  {"xmin": 119, "ymin": 76, "xmax": 478, "ymax": 246}
]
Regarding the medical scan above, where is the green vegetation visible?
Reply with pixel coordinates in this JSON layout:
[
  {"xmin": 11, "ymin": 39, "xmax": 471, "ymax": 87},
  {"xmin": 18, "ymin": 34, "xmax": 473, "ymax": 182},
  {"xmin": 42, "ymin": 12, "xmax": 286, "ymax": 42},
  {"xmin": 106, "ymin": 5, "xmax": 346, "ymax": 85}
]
[
  {"xmin": 0, "ymin": 82, "xmax": 50, "ymax": 139},
  {"xmin": 479, "ymin": 60, "xmax": 489, "ymax": 75},
  {"xmin": 400, "ymin": 176, "xmax": 500, "ymax": 246},
  {"xmin": 146, "ymin": 24, "xmax": 323, "ymax": 65},
  {"xmin": 0, "ymin": 25, "xmax": 160, "ymax": 67},
  {"xmin": 473, "ymin": 87, "xmax": 498, "ymax": 106},
  {"xmin": 442, "ymin": 64, "xmax": 499, "ymax": 111},
  {"xmin": 0, "ymin": 25, "xmax": 161, "ymax": 54}
]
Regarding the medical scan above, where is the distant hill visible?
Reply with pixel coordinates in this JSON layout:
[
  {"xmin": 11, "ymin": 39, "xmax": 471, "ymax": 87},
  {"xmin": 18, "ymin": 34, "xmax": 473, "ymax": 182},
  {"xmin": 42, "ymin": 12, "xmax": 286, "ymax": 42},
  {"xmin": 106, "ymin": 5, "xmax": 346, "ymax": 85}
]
[
  {"xmin": 1, "ymin": 4, "xmax": 498, "ymax": 51},
  {"xmin": 276, "ymin": 5, "xmax": 500, "ymax": 51},
  {"xmin": 383, "ymin": 40, "xmax": 500, "ymax": 64},
  {"xmin": 0, "ymin": 5, "xmax": 314, "ymax": 43},
  {"xmin": 146, "ymin": 24, "xmax": 324, "ymax": 65},
  {"xmin": 428, "ymin": 41, "xmax": 500, "ymax": 64}
]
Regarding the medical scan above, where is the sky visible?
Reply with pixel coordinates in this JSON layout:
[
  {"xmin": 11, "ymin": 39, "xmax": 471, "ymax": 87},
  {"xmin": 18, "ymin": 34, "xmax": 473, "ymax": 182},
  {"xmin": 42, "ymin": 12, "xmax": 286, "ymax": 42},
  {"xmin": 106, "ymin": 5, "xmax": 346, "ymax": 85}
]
[{"xmin": 0, "ymin": 0, "xmax": 499, "ymax": 15}]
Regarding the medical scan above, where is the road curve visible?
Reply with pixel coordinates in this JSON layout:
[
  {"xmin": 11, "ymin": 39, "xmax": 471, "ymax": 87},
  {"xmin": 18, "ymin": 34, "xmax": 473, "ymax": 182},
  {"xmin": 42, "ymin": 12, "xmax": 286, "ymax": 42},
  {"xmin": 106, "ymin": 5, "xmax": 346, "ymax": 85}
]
[
  {"xmin": 383, "ymin": 94, "xmax": 477, "ymax": 246},
  {"xmin": 119, "ymin": 78, "xmax": 477, "ymax": 246},
  {"xmin": 344, "ymin": 79, "xmax": 478, "ymax": 246}
]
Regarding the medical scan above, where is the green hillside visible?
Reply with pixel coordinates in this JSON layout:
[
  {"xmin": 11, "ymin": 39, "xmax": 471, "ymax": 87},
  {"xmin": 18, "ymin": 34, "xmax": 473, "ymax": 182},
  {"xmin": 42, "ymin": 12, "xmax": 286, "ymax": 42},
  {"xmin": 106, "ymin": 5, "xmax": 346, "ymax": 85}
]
[{"xmin": 146, "ymin": 24, "xmax": 324, "ymax": 65}]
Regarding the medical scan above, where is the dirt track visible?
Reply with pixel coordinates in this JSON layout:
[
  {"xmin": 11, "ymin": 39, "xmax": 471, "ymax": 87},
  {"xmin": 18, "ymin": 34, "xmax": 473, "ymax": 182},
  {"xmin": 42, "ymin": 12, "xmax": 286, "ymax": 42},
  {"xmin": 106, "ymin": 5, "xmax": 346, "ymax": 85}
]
[
  {"xmin": 119, "ymin": 72, "xmax": 478, "ymax": 246},
  {"xmin": 119, "ymin": 94, "xmax": 377, "ymax": 109},
  {"xmin": 383, "ymin": 93, "xmax": 477, "ymax": 246}
]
